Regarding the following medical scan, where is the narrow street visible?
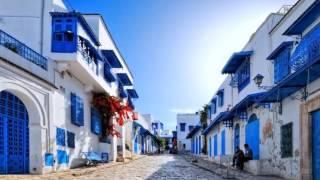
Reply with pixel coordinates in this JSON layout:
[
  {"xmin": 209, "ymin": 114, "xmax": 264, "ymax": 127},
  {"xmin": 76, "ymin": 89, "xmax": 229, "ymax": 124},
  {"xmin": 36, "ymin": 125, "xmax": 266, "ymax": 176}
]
[{"xmin": 1, "ymin": 155, "xmax": 222, "ymax": 180}]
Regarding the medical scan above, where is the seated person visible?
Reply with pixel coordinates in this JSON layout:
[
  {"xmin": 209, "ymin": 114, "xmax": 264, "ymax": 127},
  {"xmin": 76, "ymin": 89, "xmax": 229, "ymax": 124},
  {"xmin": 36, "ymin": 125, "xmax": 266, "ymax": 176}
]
[
  {"xmin": 244, "ymin": 144, "xmax": 253, "ymax": 162},
  {"xmin": 232, "ymin": 146, "xmax": 244, "ymax": 170}
]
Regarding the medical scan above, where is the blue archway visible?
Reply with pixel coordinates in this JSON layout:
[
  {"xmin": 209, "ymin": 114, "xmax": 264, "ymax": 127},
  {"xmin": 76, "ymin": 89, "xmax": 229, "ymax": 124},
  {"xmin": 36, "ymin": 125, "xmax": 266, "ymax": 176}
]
[
  {"xmin": 245, "ymin": 114, "xmax": 260, "ymax": 160},
  {"xmin": 0, "ymin": 91, "xmax": 29, "ymax": 174}
]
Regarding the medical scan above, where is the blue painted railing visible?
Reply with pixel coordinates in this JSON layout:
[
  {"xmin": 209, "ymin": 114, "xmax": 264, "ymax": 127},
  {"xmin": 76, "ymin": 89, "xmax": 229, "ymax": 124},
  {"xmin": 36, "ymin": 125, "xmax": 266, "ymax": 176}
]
[
  {"xmin": 0, "ymin": 29, "xmax": 47, "ymax": 70},
  {"xmin": 290, "ymin": 24, "xmax": 320, "ymax": 71}
]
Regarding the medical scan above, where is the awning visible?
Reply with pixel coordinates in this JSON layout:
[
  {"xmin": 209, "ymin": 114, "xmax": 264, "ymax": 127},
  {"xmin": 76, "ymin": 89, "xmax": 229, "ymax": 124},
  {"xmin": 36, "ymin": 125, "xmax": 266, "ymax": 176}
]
[
  {"xmin": 202, "ymin": 112, "xmax": 228, "ymax": 135},
  {"xmin": 267, "ymin": 41, "xmax": 294, "ymax": 60},
  {"xmin": 258, "ymin": 58, "xmax": 320, "ymax": 102},
  {"xmin": 127, "ymin": 89, "xmax": 139, "ymax": 98},
  {"xmin": 117, "ymin": 73, "xmax": 133, "ymax": 86},
  {"xmin": 50, "ymin": 12, "xmax": 100, "ymax": 46},
  {"xmin": 128, "ymin": 96, "xmax": 135, "ymax": 110},
  {"xmin": 216, "ymin": 89, "xmax": 224, "ymax": 95},
  {"xmin": 101, "ymin": 50, "xmax": 123, "ymax": 68},
  {"xmin": 118, "ymin": 83, "xmax": 127, "ymax": 98},
  {"xmin": 103, "ymin": 62, "xmax": 116, "ymax": 82},
  {"xmin": 186, "ymin": 126, "xmax": 201, "ymax": 139},
  {"xmin": 222, "ymin": 51, "xmax": 253, "ymax": 74},
  {"xmin": 229, "ymin": 92, "xmax": 267, "ymax": 115},
  {"xmin": 284, "ymin": 0, "xmax": 320, "ymax": 35}
]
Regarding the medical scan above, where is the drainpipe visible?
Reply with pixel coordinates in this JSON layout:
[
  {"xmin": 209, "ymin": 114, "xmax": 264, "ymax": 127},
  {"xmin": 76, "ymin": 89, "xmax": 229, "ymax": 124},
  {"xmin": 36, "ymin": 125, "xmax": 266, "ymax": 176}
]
[{"xmin": 40, "ymin": 0, "xmax": 45, "ymax": 55}]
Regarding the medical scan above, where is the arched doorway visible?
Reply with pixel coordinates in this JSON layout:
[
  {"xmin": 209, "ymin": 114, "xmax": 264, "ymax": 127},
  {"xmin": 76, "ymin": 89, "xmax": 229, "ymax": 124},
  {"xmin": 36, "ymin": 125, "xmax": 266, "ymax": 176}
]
[
  {"xmin": 234, "ymin": 124, "xmax": 240, "ymax": 152},
  {"xmin": 245, "ymin": 114, "xmax": 260, "ymax": 160},
  {"xmin": 0, "ymin": 91, "xmax": 29, "ymax": 174}
]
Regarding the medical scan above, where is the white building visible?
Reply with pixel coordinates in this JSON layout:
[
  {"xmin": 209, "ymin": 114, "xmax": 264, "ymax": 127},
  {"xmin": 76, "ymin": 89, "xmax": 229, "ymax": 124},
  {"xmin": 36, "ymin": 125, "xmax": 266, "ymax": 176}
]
[
  {"xmin": 176, "ymin": 113, "xmax": 200, "ymax": 151},
  {"xmin": 0, "ymin": 0, "xmax": 138, "ymax": 174},
  {"xmin": 132, "ymin": 114, "xmax": 159, "ymax": 154},
  {"xmin": 201, "ymin": 0, "xmax": 320, "ymax": 179},
  {"xmin": 151, "ymin": 120, "xmax": 164, "ymax": 136}
]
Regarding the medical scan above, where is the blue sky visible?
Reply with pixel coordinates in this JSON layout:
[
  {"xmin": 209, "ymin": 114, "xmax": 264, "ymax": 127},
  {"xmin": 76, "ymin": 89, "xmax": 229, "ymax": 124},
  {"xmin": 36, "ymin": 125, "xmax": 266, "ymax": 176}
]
[{"xmin": 68, "ymin": 0, "xmax": 297, "ymax": 131}]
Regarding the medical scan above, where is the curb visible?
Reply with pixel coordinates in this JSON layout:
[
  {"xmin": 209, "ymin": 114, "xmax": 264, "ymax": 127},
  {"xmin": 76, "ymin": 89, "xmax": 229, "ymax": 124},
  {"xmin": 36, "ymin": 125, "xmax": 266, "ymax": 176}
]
[{"xmin": 181, "ymin": 155, "xmax": 237, "ymax": 180}]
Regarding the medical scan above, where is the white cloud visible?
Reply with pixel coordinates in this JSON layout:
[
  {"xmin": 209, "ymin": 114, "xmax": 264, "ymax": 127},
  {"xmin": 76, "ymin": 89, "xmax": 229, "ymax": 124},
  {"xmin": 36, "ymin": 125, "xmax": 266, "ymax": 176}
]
[{"xmin": 169, "ymin": 108, "xmax": 197, "ymax": 114}]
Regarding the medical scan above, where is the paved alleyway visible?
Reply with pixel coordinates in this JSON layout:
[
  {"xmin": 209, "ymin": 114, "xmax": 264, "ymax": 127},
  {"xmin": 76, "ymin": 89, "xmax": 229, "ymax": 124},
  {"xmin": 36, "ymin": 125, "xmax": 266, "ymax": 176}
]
[{"xmin": 0, "ymin": 154, "xmax": 222, "ymax": 180}]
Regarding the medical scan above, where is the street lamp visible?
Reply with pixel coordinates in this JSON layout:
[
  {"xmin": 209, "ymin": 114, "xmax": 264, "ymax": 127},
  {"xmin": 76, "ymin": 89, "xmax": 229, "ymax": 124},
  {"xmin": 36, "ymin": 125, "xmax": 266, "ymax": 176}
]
[{"xmin": 253, "ymin": 74, "xmax": 273, "ymax": 90}]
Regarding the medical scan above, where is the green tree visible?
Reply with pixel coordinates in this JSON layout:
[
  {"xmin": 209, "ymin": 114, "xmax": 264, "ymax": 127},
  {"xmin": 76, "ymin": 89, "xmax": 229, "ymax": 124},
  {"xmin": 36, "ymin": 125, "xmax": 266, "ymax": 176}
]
[{"xmin": 200, "ymin": 104, "xmax": 209, "ymax": 154}]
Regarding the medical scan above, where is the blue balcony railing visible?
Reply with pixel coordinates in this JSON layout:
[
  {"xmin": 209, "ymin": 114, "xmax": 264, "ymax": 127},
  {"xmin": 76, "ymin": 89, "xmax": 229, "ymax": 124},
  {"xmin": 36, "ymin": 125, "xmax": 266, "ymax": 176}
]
[{"xmin": 0, "ymin": 29, "xmax": 47, "ymax": 70}]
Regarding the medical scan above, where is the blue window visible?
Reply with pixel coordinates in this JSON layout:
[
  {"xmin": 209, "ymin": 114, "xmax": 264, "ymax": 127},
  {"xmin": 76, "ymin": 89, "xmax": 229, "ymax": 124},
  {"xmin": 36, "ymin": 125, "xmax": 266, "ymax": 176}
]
[
  {"xmin": 207, "ymin": 105, "xmax": 211, "ymax": 119},
  {"xmin": 152, "ymin": 123, "xmax": 158, "ymax": 130},
  {"xmin": 56, "ymin": 128, "xmax": 66, "ymax": 146},
  {"xmin": 71, "ymin": 93, "xmax": 84, "ymax": 126},
  {"xmin": 57, "ymin": 150, "xmax": 69, "ymax": 164},
  {"xmin": 218, "ymin": 90, "xmax": 224, "ymax": 107},
  {"xmin": 67, "ymin": 131, "xmax": 75, "ymax": 148},
  {"xmin": 188, "ymin": 125, "xmax": 194, "ymax": 131},
  {"xmin": 104, "ymin": 62, "xmax": 116, "ymax": 82},
  {"xmin": 180, "ymin": 123, "xmax": 186, "ymax": 132},
  {"xmin": 91, "ymin": 107, "xmax": 102, "ymax": 135},
  {"xmin": 236, "ymin": 60, "xmax": 250, "ymax": 92},
  {"xmin": 274, "ymin": 47, "xmax": 291, "ymax": 83},
  {"xmin": 211, "ymin": 98, "xmax": 217, "ymax": 114},
  {"xmin": 52, "ymin": 17, "xmax": 77, "ymax": 53}
]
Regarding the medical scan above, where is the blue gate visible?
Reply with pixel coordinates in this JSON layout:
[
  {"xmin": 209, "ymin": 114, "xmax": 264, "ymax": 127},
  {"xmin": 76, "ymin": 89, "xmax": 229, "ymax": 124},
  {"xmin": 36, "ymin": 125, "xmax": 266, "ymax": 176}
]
[
  {"xmin": 0, "ymin": 91, "xmax": 29, "ymax": 174},
  {"xmin": 312, "ymin": 110, "xmax": 320, "ymax": 180},
  {"xmin": 234, "ymin": 124, "xmax": 240, "ymax": 152},
  {"xmin": 245, "ymin": 114, "xmax": 260, "ymax": 160}
]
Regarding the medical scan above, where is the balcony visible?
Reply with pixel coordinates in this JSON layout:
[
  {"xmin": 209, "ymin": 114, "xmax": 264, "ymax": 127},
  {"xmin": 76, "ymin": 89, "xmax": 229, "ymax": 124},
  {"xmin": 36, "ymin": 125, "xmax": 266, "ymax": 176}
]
[
  {"xmin": 0, "ymin": 29, "xmax": 48, "ymax": 70},
  {"xmin": 0, "ymin": 29, "xmax": 54, "ymax": 83},
  {"xmin": 53, "ymin": 36, "xmax": 114, "ymax": 93}
]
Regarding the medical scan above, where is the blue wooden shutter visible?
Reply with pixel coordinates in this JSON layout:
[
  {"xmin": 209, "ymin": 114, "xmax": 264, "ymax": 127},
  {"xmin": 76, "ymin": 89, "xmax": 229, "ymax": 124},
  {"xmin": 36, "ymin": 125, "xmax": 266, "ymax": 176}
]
[
  {"xmin": 52, "ymin": 17, "xmax": 77, "ymax": 53},
  {"xmin": 67, "ymin": 131, "xmax": 75, "ymax": 148},
  {"xmin": 91, "ymin": 107, "xmax": 102, "ymax": 135},
  {"xmin": 71, "ymin": 93, "xmax": 84, "ymax": 126},
  {"xmin": 57, "ymin": 150, "xmax": 69, "ymax": 164},
  {"xmin": 56, "ymin": 128, "xmax": 66, "ymax": 146}
]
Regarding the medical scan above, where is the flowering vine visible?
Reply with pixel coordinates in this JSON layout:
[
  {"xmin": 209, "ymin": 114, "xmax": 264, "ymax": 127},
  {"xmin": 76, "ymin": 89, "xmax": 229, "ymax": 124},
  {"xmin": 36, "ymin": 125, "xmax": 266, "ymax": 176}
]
[{"xmin": 92, "ymin": 93, "xmax": 138, "ymax": 138}]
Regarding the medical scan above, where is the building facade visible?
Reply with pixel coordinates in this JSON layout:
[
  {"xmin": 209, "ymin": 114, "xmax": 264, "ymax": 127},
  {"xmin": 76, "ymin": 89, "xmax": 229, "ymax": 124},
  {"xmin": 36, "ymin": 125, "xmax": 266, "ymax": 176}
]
[
  {"xmin": 0, "ymin": 0, "xmax": 138, "ymax": 174},
  {"xmin": 200, "ymin": 0, "xmax": 320, "ymax": 179},
  {"xmin": 176, "ymin": 113, "xmax": 200, "ymax": 152},
  {"xmin": 132, "ymin": 114, "xmax": 159, "ymax": 155}
]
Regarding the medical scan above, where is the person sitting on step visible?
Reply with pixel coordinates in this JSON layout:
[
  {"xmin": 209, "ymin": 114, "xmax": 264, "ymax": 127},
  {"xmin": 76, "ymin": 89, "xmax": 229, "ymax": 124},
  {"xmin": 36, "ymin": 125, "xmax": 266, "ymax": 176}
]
[{"xmin": 232, "ymin": 146, "xmax": 244, "ymax": 170}]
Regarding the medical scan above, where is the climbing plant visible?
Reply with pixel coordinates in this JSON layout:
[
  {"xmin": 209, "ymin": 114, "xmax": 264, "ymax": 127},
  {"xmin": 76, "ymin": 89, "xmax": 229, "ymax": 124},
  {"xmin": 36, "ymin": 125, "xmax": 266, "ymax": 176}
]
[{"xmin": 92, "ymin": 93, "xmax": 136, "ymax": 139}]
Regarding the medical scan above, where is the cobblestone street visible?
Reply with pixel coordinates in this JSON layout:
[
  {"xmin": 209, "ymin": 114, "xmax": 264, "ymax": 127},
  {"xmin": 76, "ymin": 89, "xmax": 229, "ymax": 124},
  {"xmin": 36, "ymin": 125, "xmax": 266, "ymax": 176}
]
[{"xmin": 0, "ymin": 154, "xmax": 222, "ymax": 180}]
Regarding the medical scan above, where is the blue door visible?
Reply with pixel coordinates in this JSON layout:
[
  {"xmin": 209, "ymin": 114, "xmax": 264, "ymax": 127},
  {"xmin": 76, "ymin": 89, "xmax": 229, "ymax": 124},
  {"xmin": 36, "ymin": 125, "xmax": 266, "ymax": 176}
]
[
  {"xmin": 134, "ymin": 136, "xmax": 138, "ymax": 153},
  {"xmin": 245, "ymin": 114, "xmax": 260, "ymax": 160},
  {"xmin": 209, "ymin": 137, "xmax": 211, "ymax": 157},
  {"xmin": 221, "ymin": 130, "xmax": 226, "ymax": 155},
  {"xmin": 234, "ymin": 124, "xmax": 240, "ymax": 152},
  {"xmin": 312, "ymin": 110, "xmax": 320, "ymax": 180},
  {"xmin": 214, "ymin": 135, "xmax": 218, "ymax": 156},
  {"xmin": 141, "ymin": 136, "xmax": 144, "ymax": 154},
  {"xmin": 0, "ymin": 91, "xmax": 29, "ymax": 174},
  {"xmin": 195, "ymin": 137, "xmax": 198, "ymax": 154},
  {"xmin": 198, "ymin": 136, "xmax": 201, "ymax": 154}
]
